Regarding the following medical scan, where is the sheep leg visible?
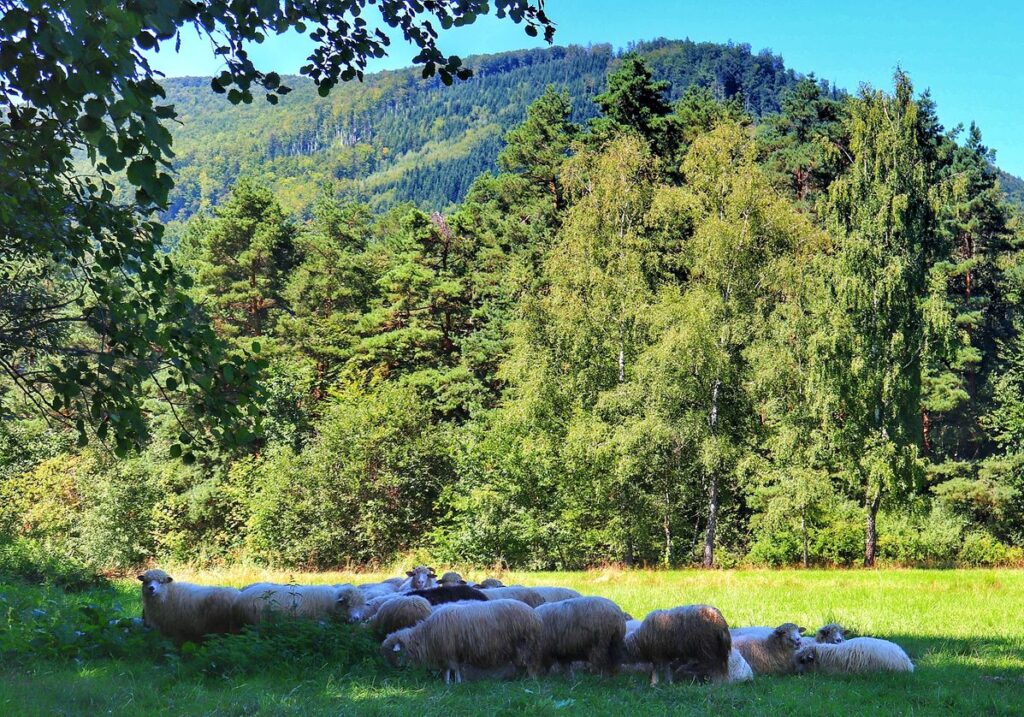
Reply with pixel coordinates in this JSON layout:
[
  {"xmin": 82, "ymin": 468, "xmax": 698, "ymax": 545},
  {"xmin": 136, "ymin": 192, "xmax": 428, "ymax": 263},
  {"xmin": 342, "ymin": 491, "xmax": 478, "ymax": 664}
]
[{"xmin": 650, "ymin": 666, "xmax": 659, "ymax": 686}]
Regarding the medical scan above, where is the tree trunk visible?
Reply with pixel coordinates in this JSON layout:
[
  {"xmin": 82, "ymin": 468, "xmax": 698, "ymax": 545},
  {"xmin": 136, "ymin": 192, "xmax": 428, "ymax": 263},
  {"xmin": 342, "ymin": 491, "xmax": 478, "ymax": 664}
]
[
  {"xmin": 617, "ymin": 322, "xmax": 626, "ymax": 384},
  {"xmin": 703, "ymin": 476, "xmax": 718, "ymax": 568},
  {"xmin": 663, "ymin": 496, "xmax": 672, "ymax": 567},
  {"xmin": 864, "ymin": 490, "xmax": 882, "ymax": 567},
  {"xmin": 801, "ymin": 510, "xmax": 809, "ymax": 568}
]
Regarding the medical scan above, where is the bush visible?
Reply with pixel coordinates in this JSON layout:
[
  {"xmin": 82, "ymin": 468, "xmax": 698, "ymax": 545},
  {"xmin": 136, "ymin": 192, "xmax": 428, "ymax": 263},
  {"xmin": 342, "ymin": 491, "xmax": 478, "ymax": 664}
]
[
  {"xmin": 958, "ymin": 531, "xmax": 1013, "ymax": 566},
  {"xmin": 182, "ymin": 615, "xmax": 383, "ymax": 678},
  {"xmin": 0, "ymin": 587, "xmax": 163, "ymax": 663},
  {"xmin": 878, "ymin": 506, "xmax": 965, "ymax": 566},
  {"xmin": 0, "ymin": 537, "xmax": 106, "ymax": 592}
]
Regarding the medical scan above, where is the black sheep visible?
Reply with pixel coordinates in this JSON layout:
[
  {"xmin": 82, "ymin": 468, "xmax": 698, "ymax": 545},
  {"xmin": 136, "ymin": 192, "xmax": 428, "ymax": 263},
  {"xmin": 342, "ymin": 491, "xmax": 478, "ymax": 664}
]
[{"xmin": 409, "ymin": 584, "xmax": 488, "ymax": 605}]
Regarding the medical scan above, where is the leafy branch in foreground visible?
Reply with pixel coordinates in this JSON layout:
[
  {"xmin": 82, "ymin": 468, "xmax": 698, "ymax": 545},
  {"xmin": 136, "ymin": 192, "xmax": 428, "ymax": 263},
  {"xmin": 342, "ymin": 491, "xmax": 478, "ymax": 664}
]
[{"xmin": 0, "ymin": 0, "xmax": 554, "ymax": 457}]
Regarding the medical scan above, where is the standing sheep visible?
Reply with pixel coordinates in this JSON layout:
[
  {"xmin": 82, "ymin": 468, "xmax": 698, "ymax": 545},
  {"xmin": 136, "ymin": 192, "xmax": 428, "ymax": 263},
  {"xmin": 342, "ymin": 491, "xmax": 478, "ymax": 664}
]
[
  {"xmin": 381, "ymin": 599, "xmax": 542, "ymax": 684},
  {"xmin": 138, "ymin": 569, "xmax": 240, "ymax": 645},
  {"xmin": 795, "ymin": 637, "xmax": 914, "ymax": 674},
  {"xmin": 368, "ymin": 595, "xmax": 433, "ymax": 639},
  {"xmin": 480, "ymin": 586, "xmax": 545, "ymax": 608},
  {"xmin": 409, "ymin": 585, "xmax": 488, "ymax": 605},
  {"xmin": 623, "ymin": 605, "xmax": 732, "ymax": 685},
  {"xmin": 732, "ymin": 623, "xmax": 804, "ymax": 675},
  {"xmin": 535, "ymin": 596, "xmax": 626, "ymax": 676},
  {"xmin": 234, "ymin": 583, "xmax": 365, "ymax": 625}
]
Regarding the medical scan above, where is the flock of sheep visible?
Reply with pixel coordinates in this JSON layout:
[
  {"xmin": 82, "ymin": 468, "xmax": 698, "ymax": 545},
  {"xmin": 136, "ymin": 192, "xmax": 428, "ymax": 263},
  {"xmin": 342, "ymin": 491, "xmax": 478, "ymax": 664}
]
[{"xmin": 138, "ymin": 566, "xmax": 914, "ymax": 685}]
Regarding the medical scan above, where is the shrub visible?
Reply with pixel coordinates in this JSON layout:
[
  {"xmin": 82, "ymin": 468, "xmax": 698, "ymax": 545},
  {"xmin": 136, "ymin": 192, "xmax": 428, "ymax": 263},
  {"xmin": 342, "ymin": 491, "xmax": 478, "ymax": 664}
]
[
  {"xmin": 0, "ymin": 537, "xmax": 106, "ymax": 592},
  {"xmin": 182, "ymin": 614, "xmax": 383, "ymax": 678},
  {"xmin": 878, "ymin": 506, "xmax": 965, "ymax": 566},
  {"xmin": 958, "ymin": 531, "xmax": 1013, "ymax": 566}
]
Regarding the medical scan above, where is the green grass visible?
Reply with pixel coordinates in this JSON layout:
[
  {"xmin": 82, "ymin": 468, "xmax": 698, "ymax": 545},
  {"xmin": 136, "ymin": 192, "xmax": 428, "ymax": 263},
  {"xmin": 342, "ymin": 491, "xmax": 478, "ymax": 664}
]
[{"xmin": 2, "ymin": 569, "xmax": 1023, "ymax": 716}]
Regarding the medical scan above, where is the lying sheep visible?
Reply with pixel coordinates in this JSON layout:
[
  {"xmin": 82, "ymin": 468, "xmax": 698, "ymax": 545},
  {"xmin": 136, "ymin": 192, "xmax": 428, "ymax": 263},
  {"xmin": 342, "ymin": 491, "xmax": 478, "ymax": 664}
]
[
  {"xmin": 409, "ymin": 585, "xmax": 488, "ymax": 605},
  {"xmin": 369, "ymin": 595, "xmax": 433, "ymax": 639},
  {"xmin": 624, "ymin": 605, "xmax": 731, "ymax": 685},
  {"xmin": 382, "ymin": 598, "xmax": 542, "ymax": 683},
  {"xmin": 795, "ymin": 637, "xmax": 914, "ymax": 674},
  {"xmin": 361, "ymin": 593, "xmax": 404, "ymax": 620},
  {"xmin": 732, "ymin": 623, "xmax": 804, "ymax": 675},
  {"xmin": 478, "ymin": 578, "xmax": 505, "ymax": 589},
  {"xmin": 530, "ymin": 586, "xmax": 582, "ymax": 604},
  {"xmin": 480, "ymin": 586, "xmax": 544, "ymax": 608},
  {"xmin": 397, "ymin": 565, "xmax": 438, "ymax": 593},
  {"xmin": 234, "ymin": 583, "xmax": 365, "ymax": 625},
  {"xmin": 358, "ymin": 580, "xmax": 402, "ymax": 602},
  {"xmin": 438, "ymin": 571, "xmax": 466, "ymax": 586},
  {"xmin": 725, "ymin": 648, "xmax": 755, "ymax": 682},
  {"xmin": 810, "ymin": 622, "xmax": 847, "ymax": 645},
  {"xmin": 535, "ymin": 596, "xmax": 626, "ymax": 676},
  {"xmin": 138, "ymin": 569, "xmax": 239, "ymax": 645}
]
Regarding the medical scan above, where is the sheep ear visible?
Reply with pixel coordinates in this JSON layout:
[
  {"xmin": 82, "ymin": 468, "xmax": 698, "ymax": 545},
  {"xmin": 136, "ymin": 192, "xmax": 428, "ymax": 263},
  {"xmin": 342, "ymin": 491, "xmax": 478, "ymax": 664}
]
[
  {"xmin": 798, "ymin": 626, "xmax": 807, "ymax": 634},
  {"xmin": 458, "ymin": 580, "xmax": 467, "ymax": 585},
  {"xmin": 164, "ymin": 576, "xmax": 173, "ymax": 583},
  {"xmin": 392, "ymin": 643, "xmax": 402, "ymax": 652},
  {"xmin": 137, "ymin": 575, "xmax": 145, "ymax": 581},
  {"xmin": 406, "ymin": 571, "xmax": 414, "ymax": 577}
]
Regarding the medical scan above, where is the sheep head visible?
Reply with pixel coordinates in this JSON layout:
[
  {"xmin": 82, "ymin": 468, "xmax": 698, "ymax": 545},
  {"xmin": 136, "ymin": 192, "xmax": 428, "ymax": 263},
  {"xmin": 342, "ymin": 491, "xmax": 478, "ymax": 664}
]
[
  {"xmin": 816, "ymin": 623, "xmax": 846, "ymax": 644},
  {"xmin": 438, "ymin": 571, "xmax": 465, "ymax": 586},
  {"xmin": 793, "ymin": 644, "xmax": 817, "ymax": 673},
  {"xmin": 138, "ymin": 569, "xmax": 173, "ymax": 600},
  {"xmin": 335, "ymin": 585, "xmax": 367, "ymax": 622},
  {"xmin": 772, "ymin": 622, "xmax": 805, "ymax": 650},
  {"xmin": 381, "ymin": 628, "xmax": 414, "ymax": 667},
  {"xmin": 405, "ymin": 566, "xmax": 437, "ymax": 590}
]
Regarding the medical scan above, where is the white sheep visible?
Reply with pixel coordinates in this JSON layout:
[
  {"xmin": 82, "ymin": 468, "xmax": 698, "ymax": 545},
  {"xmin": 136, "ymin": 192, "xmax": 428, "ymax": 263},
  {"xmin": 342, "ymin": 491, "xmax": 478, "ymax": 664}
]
[
  {"xmin": 479, "ymin": 586, "xmax": 545, "ymax": 607},
  {"xmin": 397, "ymin": 565, "xmax": 438, "ymax": 592},
  {"xmin": 381, "ymin": 598, "xmax": 542, "ymax": 683},
  {"xmin": 234, "ymin": 583, "xmax": 365, "ymax": 625},
  {"xmin": 369, "ymin": 595, "xmax": 433, "ymax": 638},
  {"xmin": 530, "ymin": 586, "xmax": 582, "ymax": 604},
  {"xmin": 795, "ymin": 637, "xmax": 914, "ymax": 674},
  {"xmin": 138, "ymin": 569, "xmax": 240, "ymax": 645},
  {"xmin": 358, "ymin": 580, "xmax": 402, "ymax": 602},
  {"xmin": 725, "ymin": 648, "xmax": 755, "ymax": 682}
]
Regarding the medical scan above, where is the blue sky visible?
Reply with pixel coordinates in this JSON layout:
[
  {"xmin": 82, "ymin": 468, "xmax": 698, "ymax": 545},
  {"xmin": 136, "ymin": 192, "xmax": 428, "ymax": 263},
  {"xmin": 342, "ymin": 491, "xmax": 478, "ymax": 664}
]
[{"xmin": 148, "ymin": 0, "xmax": 1024, "ymax": 175}]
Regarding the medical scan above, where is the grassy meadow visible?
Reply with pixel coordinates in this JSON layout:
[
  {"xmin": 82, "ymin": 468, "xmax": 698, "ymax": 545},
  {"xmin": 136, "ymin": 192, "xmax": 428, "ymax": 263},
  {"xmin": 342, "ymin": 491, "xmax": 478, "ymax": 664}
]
[{"xmin": 1, "ymin": 568, "xmax": 1022, "ymax": 716}]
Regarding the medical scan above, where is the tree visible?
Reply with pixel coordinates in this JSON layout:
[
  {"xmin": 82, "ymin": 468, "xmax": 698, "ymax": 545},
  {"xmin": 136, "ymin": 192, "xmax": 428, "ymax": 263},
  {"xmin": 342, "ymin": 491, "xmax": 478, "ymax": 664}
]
[
  {"xmin": 590, "ymin": 54, "xmax": 674, "ymax": 155},
  {"xmin": 0, "ymin": 0, "xmax": 554, "ymax": 453},
  {"xmin": 182, "ymin": 179, "xmax": 296, "ymax": 339},
  {"xmin": 814, "ymin": 73, "xmax": 942, "ymax": 566},
  {"xmin": 498, "ymin": 86, "xmax": 580, "ymax": 210}
]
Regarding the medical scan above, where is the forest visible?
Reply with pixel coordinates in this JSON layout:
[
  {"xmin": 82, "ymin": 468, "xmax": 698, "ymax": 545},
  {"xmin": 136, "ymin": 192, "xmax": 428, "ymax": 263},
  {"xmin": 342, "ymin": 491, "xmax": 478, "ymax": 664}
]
[{"xmin": 4, "ymin": 44, "xmax": 1024, "ymax": 575}]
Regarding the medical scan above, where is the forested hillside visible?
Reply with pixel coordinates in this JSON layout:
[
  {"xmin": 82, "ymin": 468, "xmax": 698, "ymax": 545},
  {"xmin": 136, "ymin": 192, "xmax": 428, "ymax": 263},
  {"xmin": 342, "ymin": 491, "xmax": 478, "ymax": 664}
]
[
  {"xmin": 6, "ymin": 46, "xmax": 1024, "ymax": 575},
  {"xmin": 155, "ymin": 39, "xmax": 807, "ymax": 220}
]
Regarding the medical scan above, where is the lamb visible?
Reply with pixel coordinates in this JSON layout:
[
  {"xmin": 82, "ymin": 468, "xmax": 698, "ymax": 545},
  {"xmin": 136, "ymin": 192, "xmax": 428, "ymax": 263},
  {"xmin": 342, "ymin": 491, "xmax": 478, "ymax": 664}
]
[
  {"xmin": 535, "ymin": 596, "xmax": 626, "ymax": 676},
  {"xmin": 623, "ymin": 605, "xmax": 732, "ymax": 685},
  {"xmin": 478, "ymin": 578, "xmax": 505, "ymax": 589},
  {"xmin": 732, "ymin": 623, "xmax": 804, "ymax": 675},
  {"xmin": 480, "ymin": 586, "xmax": 544, "ymax": 608},
  {"xmin": 725, "ymin": 648, "xmax": 755, "ymax": 682},
  {"xmin": 409, "ymin": 584, "xmax": 489, "ymax": 605},
  {"xmin": 368, "ymin": 595, "xmax": 433, "ymax": 639},
  {"xmin": 397, "ymin": 565, "xmax": 438, "ymax": 592},
  {"xmin": 530, "ymin": 586, "xmax": 582, "ymax": 604},
  {"xmin": 138, "ymin": 569, "xmax": 240, "ymax": 645},
  {"xmin": 381, "ymin": 598, "xmax": 542, "ymax": 683},
  {"xmin": 795, "ymin": 637, "xmax": 914, "ymax": 674},
  {"xmin": 438, "ymin": 571, "xmax": 467, "ymax": 586},
  {"xmin": 234, "ymin": 583, "xmax": 366, "ymax": 625}
]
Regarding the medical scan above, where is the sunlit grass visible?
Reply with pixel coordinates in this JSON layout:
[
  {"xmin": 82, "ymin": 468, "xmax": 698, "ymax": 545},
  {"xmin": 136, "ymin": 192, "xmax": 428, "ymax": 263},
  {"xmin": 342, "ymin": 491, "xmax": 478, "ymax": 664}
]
[{"xmin": 3, "ymin": 569, "xmax": 1023, "ymax": 716}]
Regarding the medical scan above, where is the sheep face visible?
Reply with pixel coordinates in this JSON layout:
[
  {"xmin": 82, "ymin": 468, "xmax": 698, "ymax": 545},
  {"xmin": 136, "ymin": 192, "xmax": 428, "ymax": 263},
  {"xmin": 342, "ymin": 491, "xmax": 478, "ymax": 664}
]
[
  {"xmin": 793, "ymin": 644, "xmax": 817, "ymax": 673},
  {"xmin": 335, "ymin": 586, "xmax": 366, "ymax": 622},
  {"xmin": 405, "ymin": 566, "xmax": 437, "ymax": 591},
  {"xmin": 816, "ymin": 623, "xmax": 846, "ymax": 644},
  {"xmin": 138, "ymin": 569, "xmax": 173, "ymax": 601},
  {"xmin": 773, "ymin": 622, "xmax": 805, "ymax": 649},
  {"xmin": 381, "ymin": 631, "xmax": 413, "ymax": 668}
]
